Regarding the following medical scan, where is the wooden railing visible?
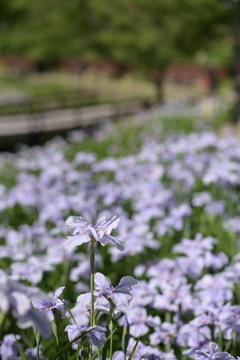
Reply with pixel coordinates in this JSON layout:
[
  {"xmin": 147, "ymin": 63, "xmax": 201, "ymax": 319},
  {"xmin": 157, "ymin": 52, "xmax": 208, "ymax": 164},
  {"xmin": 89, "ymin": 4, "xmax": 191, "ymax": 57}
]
[
  {"xmin": 0, "ymin": 89, "xmax": 98, "ymax": 116},
  {"xmin": 0, "ymin": 99, "xmax": 151, "ymax": 137}
]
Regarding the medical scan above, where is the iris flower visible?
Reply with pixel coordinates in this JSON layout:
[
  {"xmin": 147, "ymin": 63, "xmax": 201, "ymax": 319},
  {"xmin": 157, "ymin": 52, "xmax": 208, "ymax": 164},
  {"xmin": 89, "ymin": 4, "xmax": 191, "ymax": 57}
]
[
  {"xmin": 32, "ymin": 287, "xmax": 67, "ymax": 321},
  {"xmin": 94, "ymin": 272, "xmax": 138, "ymax": 307},
  {"xmin": 65, "ymin": 325, "xmax": 107, "ymax": 347},
  {"xmin": 196, "ymin": 342, "xmax": 234, "ymax": 360},
  {"xmin": 63, "ymin": 214, "xmax": 124, "ymax": 251}
]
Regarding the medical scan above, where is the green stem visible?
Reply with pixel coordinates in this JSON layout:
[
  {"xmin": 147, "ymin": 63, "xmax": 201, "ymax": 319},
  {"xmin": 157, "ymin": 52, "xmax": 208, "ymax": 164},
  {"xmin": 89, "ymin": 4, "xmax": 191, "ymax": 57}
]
[
  {"xmin": 109, "ymin": 300, "xmax": 115, "ymax": 360},
  {"xmin": 210, "ymin": 323, "xmax": 215, "ymax": 342},
  {"xmin": 34, "ymin": 330, "xmax": 41, "ymax": 360},
  {"xmin": 90, "ymin": 238, "xmax": 95, "ymax": 327}
]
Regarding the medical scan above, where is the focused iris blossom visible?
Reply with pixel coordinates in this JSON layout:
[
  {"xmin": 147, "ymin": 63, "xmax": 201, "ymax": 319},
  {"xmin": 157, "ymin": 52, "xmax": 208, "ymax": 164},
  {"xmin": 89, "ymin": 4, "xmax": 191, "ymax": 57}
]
[
  {"xmin": 74, "ymin": 292, "xmax": 120, "ymax": 316},
  {"xmin": 32, "ymin": 286, "xmax": 68, "ymax": 321},
  {"xmin": 94, "ymin": 272, "xmax": 138, "ymax": 307},
  {"xmin": 196, "ymin": 342, "xmax": 234, "ymax": 360},
  {"xmin": 63, "ymin": 214, "xmax": 125, "ymax": 252}
]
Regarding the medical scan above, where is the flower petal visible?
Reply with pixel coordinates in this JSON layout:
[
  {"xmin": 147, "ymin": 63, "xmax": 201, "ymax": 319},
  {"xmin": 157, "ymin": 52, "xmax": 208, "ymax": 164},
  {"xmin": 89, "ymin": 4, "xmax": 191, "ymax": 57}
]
[
  {"xmin": 54, "ymin": 286, "xmax": 65, "ymax": 297},
  {"xmin": 117, "ymin": 276, "xmax": 138, "ymax": 290},
  {"xmin": 63, "ymin": 234, "xmax": 91, "ymax": 251},
  {"xmin": 110, "ymin": 292, "xmax": 132, "ymax": 307},
  {"xmin": 97, "ymin": 214, "xmax": 119, "ymax": 228},
  {"xmin": 95, "ymin": 272, "xmax": 112, "ymax": 290},
  {"xmin": 65, "ymin": 216, "xmax": 89, "ymax": 235},
  {"xmin": 98, "ymin": 234, "xmax": 125, "ymax": 251}
]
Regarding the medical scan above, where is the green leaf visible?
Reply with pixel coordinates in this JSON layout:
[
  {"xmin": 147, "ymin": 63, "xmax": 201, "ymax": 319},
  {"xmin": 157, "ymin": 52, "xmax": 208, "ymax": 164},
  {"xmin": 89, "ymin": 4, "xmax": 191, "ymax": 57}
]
[
  {"xmin": 52, "ymin": 319, "xmax": 59, "ymax": 346},
  {"xmin": 15, "ymin": 337, "xmax": 27, "ymax": 360},
  {"xmin": 138, "ymin": 353, "xmax": 150, "ymax": 360},
  {"xmin": 70, "ymin": 338, "xmax": 88, "ymax": 360},
  {"xmin": 128, "ymin": 339, "xmax": 140, "ymax": 360},
  {"xmin": 90, "ymin": 329, "xmax": 117, "ymax": 360},
  {"xmin": 52, "ymin": 329, "xmax": 92, "ymax": 360}
]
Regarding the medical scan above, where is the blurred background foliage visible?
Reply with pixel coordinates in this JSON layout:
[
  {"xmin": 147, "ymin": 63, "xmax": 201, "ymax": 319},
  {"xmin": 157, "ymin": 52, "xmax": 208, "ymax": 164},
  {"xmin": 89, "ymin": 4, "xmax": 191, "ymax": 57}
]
[{"xmin": 0, "ymin": 0, "xmax": 239, "ymax": 109}]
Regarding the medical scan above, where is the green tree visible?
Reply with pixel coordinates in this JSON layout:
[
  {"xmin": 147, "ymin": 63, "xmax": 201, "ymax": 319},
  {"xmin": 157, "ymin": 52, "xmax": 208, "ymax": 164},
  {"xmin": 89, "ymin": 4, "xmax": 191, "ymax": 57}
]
[{"xmin": 0, "ymin": 0, "xmax": 233, "ymax": 102}]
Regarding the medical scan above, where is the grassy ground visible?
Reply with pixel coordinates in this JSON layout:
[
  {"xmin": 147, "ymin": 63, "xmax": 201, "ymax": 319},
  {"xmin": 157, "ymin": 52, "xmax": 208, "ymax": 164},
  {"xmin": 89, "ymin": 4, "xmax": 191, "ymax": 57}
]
[{"xmin": 0, "ymin": 69, "xmax": 205, "ymax": 102}]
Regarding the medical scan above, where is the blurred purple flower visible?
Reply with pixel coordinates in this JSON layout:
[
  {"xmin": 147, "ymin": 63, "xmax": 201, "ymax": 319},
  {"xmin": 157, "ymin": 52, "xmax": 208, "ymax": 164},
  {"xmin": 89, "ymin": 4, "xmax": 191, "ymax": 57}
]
[
  {"xmin": 150, "ymin": 322, "xmax": 177, "ymax": 345},
  {"xmin": 196, "ymin": 342, "xmax": 234, "ymax": 360},
  {"xmin": 32, "ymin": 286, "xmax": 67, "ymax": 321},
  {"xmin": 123, "ymin": 307, "xmax": 160, "ymax": 337},
  {"xmin": 0, "ymin": 270, "xmax": 52, "ymax": 338},
  {"xmin": 65, "ymin": 325, "xmax": 107, "ymax": 347},
  {"xmin": 0, "ymin": 334, "xmax": 21, "ymax": 360}
]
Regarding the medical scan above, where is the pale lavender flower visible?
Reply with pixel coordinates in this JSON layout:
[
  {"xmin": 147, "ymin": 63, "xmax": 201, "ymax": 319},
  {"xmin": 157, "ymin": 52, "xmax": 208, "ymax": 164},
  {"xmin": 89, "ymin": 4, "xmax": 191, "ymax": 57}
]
[
  {"xmin": 113, "ymin": 338, "xmax": 175, "ymax": 360},
  {"xmin": 32, "ymin": 287, "xmax": 67, "ymax": 321},
  {"xmin": 0, "ymin": 334, "xmax": 21, "ymax": 360},
  {"xmin": 0, "ymin": 270, "xmax": 52, "ymax": 338},
  {"xmin": 150, "ymin": 322, "xmax": 177, "ymax": 345},
  {"xmin": 25, "ymin": 347, "xmax": 43, "ymax": 360},
  {"xmin": 94, "ymin": 272, "xmax": 138, "ymax": 307},
  {"xmin": 205, "ymin": 201, "xmax": 225, "ymax": 216},
  {"xmin": 153, "ymin": 277, "xmax": 193, "ymax": 313},
  {"xmin": 192, "ymin": 192, "xmax": 212, "ymax": 207},
  {"xmin": 177, "ymin": 323, "xmax": 210, "ymax": 358},
  {"xmin": 172, "ymin": 233, "xmax": 217, "ymax": 257},
  {"xmin": 9, "ymin": 256, "xmax": 52, "ymax": 285},
  {"xmin": 224, "ymin": 217, "xmax": 240, "ymax": 234},
  {"xmin": 63, "ymin": 214, "xmax": 124, "ymax": 251},
  {"xmin": 65, "ymin": 325, "xmax": 107, "ymax": 347},
  {"xmin": 123, "ymin": 307, "xmax": 160, "ymax": 337},
  {"xmin": 194, "ymin": 274, "xmax": 233, "ymax": 306},
  {"xmin": 196, "ymin": 342, "xmax": 234, "ymax": 360},
  {"xmin": 73, "ymin": 291, "xmax": 117, "ymax": 317}
]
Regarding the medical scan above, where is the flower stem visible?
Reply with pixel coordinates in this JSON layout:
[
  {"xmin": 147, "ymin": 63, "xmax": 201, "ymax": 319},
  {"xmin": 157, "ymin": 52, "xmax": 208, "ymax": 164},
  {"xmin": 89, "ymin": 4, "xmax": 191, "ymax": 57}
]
[
  {"xmin": 90, "ymin": 238, "xmax": 95, "ymax": 327},
  {"xmin": 109, "ymin": 300, "xmax": 115, "ymax": 360}
]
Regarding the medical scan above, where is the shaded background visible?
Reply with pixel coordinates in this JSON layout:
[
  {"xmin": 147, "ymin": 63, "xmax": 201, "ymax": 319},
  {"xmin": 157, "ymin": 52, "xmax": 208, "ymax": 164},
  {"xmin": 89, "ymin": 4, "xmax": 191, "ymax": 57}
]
[{"xmin": 0, "ymin": 0, "xmax": 239, "ymax": 141}]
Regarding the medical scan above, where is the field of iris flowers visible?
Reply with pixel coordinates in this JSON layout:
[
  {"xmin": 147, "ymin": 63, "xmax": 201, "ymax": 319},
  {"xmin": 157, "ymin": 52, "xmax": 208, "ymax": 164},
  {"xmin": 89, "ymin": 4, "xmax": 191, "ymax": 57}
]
[{"xmin": 1, "ymin": 98, "xmax": 240, "ymax": 360}]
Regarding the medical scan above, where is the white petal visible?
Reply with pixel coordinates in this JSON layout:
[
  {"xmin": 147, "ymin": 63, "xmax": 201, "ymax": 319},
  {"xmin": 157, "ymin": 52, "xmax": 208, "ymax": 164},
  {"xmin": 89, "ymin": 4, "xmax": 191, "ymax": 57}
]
[
  {"xmin": 65, "ymin": 216, "xmax": 89, "ymax": 235},
  {"xmin": 94, "ymin": 272, "xmax": 111, "ymax": 289},
  {"xmin": 11, "ymin": 291, "xmax": 31, "ymax": 316},
  {"xmin": 98, "ymin": 235, "xmax": 125, "ymax": 251},
  {"xmin": 63, "ymin": 234, "xmax": 91, "ymax": 251},
  {"xmin": 55, "ymin": 286, "xmax": 65, "ymax": 297},
  {"xmin": 118, "ymin": 276, "xmax": 138, "ymax": 289}
]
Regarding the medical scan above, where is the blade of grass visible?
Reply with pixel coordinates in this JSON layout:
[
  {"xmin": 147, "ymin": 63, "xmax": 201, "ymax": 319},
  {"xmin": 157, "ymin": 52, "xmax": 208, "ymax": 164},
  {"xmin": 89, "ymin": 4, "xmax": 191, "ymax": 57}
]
[
  {"xmin": 15, "ymin": 337, "xmax": 27, "ymax": 360},
  {"xmin": 70, "ymin": 338, "xmax": 88, "ymax": 360},
  {"xmin": 128, "ymin": 339, "xmax": 140, "ymax": 360},
  {"xmin": 52, "ymin": 329, "xmax": 92, "ymax": 360}
]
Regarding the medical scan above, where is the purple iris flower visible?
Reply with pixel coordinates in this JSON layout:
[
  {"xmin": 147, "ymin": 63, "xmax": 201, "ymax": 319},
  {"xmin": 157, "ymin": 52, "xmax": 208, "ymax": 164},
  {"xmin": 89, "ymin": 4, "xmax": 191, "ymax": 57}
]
[
  {"xmin": 113, "ymin": 338, "xmax": 175, "ymax": 360},
  {"xmin": 65, "ymin": 325, "xmax": 107, "ymax": 347},
  {"xmin": 32, "ymin": 286, "xmax": 67, "ymax": 321},
  {"xmin": 196, "ymin": 342, "xmax": 234, "ymax": 360},
  {"xmin": 123, "ymin": 307, "xmax": 160, "ymax": 337},
  {"xmin": 150, "ymin": 322, "xmax": 177, "ymax": 346},
  {"xmin": 73, "ymin": 291, "xmax": 119, "ymax": 319},
  {"xmin": 63, "ymin": 214, "xmax": 125, "ymax": 251},
  {"xmin": 94, "ymin": 272, "xmax": 138, "ymax": 307},
  {"xmin": 177, "ymin": 323, "xmax": 210, "ymax": 358},
  {"xmin": 0, "ymin": 270, "xmax": 52, "ymax": 338},
  {"xmin": 0, "ymin": 334, "xmax": 21, "ymax": 360}
]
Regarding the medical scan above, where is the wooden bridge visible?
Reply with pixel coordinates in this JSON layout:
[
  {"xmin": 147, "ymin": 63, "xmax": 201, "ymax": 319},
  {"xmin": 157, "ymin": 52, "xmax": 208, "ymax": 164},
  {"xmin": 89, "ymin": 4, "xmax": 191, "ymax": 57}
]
[{"xmin": 0, "ymin": 100, "xmax": 146, "ymax": 137}]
